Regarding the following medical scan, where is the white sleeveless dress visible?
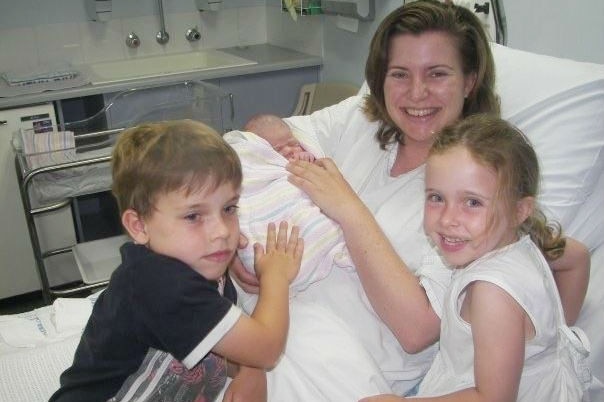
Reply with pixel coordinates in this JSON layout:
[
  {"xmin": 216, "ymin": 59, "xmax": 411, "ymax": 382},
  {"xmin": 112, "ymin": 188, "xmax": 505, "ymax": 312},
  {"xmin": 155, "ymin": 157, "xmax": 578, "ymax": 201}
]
[{"xmin": 417, "ymin": 236, "xmax": 590, "ymax": 401}]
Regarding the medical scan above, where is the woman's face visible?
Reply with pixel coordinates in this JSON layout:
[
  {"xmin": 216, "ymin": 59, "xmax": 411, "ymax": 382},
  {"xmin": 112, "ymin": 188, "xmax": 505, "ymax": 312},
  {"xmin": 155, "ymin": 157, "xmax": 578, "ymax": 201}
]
[{"xmin": 383, "ymin": 32, "xmax": 476, "ymax": 147}]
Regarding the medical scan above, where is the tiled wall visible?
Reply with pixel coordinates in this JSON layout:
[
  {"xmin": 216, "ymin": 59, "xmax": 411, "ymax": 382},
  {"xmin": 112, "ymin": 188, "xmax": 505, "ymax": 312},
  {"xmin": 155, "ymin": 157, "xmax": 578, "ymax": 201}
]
[{"xmin": 0, "ymin": 0, "xmax": 322, "ymax": 75}]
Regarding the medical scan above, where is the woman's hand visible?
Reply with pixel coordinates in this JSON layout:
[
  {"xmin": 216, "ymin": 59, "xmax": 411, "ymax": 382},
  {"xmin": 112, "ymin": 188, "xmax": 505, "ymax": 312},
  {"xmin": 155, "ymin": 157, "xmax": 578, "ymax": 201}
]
[
  {"xmin": 229, "ymin": 234, "xmax": 260, "ymax": 294},
  {"xmin": 286, "ymin": 158, "xmax": 365, "ymax": 224}
]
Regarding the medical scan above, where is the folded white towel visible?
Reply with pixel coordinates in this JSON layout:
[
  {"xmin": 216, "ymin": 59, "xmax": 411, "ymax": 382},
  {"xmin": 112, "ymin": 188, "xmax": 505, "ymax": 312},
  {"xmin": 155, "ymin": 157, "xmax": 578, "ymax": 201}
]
[
  {"xmin": 53, "ymin": 297, "xmax": 94, "ymax": 334},
  {"xmin": 2, "ymin": 64, "xmax": 79, "ymax": 87}
]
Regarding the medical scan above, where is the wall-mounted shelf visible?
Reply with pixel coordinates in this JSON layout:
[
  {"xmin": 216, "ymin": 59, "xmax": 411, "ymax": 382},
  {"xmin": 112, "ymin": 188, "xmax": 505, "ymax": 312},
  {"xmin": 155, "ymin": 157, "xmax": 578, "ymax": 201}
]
[{"xmin": 282, "ymin": 0, "xmax": 375, "ymax": 21}]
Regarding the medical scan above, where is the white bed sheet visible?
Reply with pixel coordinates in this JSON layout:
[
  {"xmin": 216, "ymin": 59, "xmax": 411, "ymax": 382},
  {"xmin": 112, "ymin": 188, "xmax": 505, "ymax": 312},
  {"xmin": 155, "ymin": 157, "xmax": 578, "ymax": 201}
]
[
  {"xmin": 0, "ymin": 294, "xmax": 97, "ymax": 402},
  {"xmin": 577, "ymin": 244, "xmax": 604, "ymax": 399}
]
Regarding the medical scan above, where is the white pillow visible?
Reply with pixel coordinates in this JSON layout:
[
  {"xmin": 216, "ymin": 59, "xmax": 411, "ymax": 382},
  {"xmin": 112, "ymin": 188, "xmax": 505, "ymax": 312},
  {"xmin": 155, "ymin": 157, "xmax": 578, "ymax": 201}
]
[{"xmin": 493, "ymin": 43, "xmax": 604, "ymax": 250}]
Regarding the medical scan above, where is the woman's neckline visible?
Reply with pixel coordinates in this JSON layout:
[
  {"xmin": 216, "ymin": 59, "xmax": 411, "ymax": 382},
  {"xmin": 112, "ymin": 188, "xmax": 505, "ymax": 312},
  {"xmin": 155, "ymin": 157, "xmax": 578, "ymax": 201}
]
[{"xmin": 389, "ymin": 142, "xmax": 430, "ymax": 177}]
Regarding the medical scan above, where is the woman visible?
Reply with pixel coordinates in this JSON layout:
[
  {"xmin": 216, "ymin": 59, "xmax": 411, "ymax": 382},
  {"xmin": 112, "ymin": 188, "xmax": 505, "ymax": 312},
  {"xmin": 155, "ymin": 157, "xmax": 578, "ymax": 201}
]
[{"xmin": 228, "ymin": 1, "xmax": 589, "ymax": 400}]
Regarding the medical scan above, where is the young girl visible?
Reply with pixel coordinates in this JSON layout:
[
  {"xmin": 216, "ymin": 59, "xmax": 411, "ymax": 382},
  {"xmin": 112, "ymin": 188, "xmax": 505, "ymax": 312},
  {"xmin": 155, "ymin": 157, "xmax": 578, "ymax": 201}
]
[{"xmin": 362, "ymin": 114, "xmax": 590, "ymax": 401}]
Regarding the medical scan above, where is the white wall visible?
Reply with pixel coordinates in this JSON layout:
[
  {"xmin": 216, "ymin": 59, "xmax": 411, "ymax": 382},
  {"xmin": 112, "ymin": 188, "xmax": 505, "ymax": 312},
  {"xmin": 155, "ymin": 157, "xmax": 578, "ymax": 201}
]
[
  {"xmin": 505, "ymin": 0, "xmax": 604, "ymax": 64},
  {"xmin": 320, "ymin": 0, "xmax": 604, "ymax": 85}
]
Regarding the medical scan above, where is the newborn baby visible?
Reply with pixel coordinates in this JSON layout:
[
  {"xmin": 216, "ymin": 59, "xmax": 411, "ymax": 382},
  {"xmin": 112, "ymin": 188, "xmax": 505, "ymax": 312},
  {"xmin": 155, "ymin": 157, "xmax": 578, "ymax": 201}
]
[{"xmin": 224, "ymin": 114, "xmax": 353, "ymax": 305}]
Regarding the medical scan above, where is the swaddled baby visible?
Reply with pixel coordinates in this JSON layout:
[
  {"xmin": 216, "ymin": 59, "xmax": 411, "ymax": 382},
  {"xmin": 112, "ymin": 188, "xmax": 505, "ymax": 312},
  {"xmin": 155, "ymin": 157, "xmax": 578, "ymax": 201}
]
[{"xmin": 224, "ymin": 114, "xmax": 354, "ymax": 303}]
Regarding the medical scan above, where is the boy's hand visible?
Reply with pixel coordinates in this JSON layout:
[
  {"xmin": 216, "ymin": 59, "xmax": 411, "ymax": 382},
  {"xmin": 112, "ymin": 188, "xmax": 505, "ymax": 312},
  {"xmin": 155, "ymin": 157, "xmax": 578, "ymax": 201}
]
[{"xmin": 253, "ymin": 221, "xmax": 303, "ymax": 283}]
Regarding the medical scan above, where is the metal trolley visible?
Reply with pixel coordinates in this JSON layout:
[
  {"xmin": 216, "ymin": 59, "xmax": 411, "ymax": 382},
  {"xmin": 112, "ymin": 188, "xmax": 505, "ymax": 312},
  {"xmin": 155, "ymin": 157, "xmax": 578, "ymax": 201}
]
[{"xmin": 13, "ymin": 80, "xmax": 233, "ymax": 303}]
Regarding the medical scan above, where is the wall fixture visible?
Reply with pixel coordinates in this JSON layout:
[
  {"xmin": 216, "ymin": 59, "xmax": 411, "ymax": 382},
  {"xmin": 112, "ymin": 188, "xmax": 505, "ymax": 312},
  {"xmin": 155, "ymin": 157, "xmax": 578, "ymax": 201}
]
[
  {"xmin": 281, "ymin": 0, "xmax": 374, "ymax": 22},
  {"xmin": 85, "ymin": 0, "xmax": 112, "ymax": 22},
  {"xmin": 195, "ymin": 0, "xmax": 222, "ymax": 12},
  {"xmin": 321, "ymin": 0, "xmax": 375, "ymax": 21},
  {"xmin": 185, "ymin": 28, "xmax": 202, "ymax": 42},
  {"xmin": 126, "ymin": 32, "xmax": 141, "ymax": 48},
  {"xmin": 156, "ymin": 0, "xmax": 170, "ymax": 45}
]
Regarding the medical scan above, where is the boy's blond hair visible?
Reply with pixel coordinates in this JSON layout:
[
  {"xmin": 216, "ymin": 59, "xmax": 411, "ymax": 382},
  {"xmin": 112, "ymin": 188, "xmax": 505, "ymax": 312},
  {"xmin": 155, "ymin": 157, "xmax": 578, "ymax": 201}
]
[{"xmin": 111, "ymin": 119, "xmax": 242, "ymax": 218}]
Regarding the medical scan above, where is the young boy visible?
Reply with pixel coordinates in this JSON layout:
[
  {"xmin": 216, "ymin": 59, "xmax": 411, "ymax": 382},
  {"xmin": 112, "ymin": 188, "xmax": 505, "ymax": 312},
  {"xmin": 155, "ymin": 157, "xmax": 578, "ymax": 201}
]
[{"xmin": 50, "ymin": 119, "xmax": 303, "ymax": 402}]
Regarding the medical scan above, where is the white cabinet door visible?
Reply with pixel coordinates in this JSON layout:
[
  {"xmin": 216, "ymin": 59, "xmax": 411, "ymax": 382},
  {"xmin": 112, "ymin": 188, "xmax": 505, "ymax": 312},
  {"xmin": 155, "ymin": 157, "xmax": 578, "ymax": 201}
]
[
  {"xmin": 0, "ymin": 104, "xmax": 81, "ymax": 300},
  {"xmin": 0, "ymin": 104, "xmax": 53, "ymax": 299}
]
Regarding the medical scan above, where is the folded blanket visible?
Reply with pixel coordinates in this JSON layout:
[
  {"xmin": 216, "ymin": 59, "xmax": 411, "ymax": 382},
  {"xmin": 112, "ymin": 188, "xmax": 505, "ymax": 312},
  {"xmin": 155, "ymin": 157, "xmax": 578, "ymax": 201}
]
[
  {"xmin": 225, "ymin": 130, "xmax": 354, "ymax": 297},
  {"xmin": 20, "ymin": 129, "xmax": 75, "ymax": 156}
]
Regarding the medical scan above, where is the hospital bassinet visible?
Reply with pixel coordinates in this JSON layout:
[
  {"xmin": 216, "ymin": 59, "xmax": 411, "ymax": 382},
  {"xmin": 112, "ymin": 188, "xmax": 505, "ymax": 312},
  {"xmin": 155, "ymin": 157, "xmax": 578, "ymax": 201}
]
[{"xmin": 12, "ymin": 80, "xmax": 233, "ymax": 303}]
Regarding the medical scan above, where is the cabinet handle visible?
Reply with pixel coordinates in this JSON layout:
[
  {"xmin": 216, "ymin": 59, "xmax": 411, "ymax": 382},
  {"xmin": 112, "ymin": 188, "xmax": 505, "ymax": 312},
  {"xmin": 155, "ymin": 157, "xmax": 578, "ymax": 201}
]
[
  {"xmin": 0, "ymin": 120, "xmax": 7, "ymax": 125},
  {"xmin": 229, "ymin": 93, "xmax": 234, "ymax": 122}
]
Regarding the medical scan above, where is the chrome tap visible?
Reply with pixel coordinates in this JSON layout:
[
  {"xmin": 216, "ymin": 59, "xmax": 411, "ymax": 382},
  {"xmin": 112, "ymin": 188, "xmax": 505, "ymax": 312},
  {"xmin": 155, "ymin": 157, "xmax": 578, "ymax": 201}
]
[
  {"xmin": 185, "ymin": 27, "xmax": 201, "ymax": 42},
  {"xmin": 126, "ymin": 32, "xmax": 141, "ymax": 48},
  {"xmin": 156, "ymin": 0, "xmax": 169, "ymax": 45}
]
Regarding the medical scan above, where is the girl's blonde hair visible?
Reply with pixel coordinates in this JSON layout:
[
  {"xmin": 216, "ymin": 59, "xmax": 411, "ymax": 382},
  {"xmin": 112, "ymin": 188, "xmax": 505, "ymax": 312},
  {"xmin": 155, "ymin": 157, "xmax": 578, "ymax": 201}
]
[
  {"xmin": 429, "ymin": 114, "xmax": 565, "ymax": 260},
  {"xmin": 111, "ymin": 119, "xmax": 242, "ymax": 218},
  {"xmin": 364, "ymin": 0, "xmax": 500, "ymax": 150}
]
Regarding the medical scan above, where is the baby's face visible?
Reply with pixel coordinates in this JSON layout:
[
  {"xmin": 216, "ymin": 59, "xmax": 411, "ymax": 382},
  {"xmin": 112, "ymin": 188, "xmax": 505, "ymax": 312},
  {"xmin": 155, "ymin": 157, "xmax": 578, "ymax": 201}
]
[
  {"xmin": 274, "ymin": 139, "xmax": 307, "ymax": 159},
  {"xmin": 259, "ymin": 124, "xmax": 307, "ymax": 159}
]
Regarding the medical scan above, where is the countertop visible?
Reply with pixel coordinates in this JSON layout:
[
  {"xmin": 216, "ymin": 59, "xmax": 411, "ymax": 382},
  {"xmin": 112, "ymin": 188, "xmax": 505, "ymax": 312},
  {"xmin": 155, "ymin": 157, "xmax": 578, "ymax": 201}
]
[{"xmin": 0, "ymin": 44, "xmax": 322, "ymax": 110}]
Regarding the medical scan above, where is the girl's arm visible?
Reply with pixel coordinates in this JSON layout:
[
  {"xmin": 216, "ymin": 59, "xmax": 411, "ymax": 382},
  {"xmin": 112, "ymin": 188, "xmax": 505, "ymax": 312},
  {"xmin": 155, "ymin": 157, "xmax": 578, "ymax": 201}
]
[
  {"xmin": 287, "ymin": 158, "xmax": 440, "ymax": 353},
  {"xmin": 214, "ymin": 222, "xmax": 303, "ymax": 368},
  {"xmin": 548, "ymin": 237, "xmax": 590, "ymax": 325},
  {"xmin": 361, "ymin": 281, "xmax": 526, "ymax": 402}
]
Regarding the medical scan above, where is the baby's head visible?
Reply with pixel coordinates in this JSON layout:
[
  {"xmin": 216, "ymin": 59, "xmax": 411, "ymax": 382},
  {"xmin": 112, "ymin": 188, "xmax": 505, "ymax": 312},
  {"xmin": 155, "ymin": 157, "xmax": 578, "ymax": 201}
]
[
  {"xmin": 244, "ymin": 114, "xmax": 293, "ymax": 148},
  {"xmin": 112, "ymin": 119, "xmax": 243, "ymax": 279},
  {"xmin": 244, "ymin": 114, "xmax": 314, "ymax": 161}
]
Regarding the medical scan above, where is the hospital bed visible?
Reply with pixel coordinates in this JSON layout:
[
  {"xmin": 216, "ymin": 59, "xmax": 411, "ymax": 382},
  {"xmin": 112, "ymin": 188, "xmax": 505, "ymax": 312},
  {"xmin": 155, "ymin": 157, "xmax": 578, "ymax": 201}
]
[{"xmin": 1, "ymin": 44, "xmax": 603, "ymax": 401}]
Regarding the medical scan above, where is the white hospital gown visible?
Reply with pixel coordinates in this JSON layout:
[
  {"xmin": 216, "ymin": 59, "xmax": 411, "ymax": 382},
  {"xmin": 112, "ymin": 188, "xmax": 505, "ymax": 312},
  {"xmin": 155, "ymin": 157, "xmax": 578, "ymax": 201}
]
[{"xmin": 417, "ymin": 236, "xmax": 588, "ymax": 401}]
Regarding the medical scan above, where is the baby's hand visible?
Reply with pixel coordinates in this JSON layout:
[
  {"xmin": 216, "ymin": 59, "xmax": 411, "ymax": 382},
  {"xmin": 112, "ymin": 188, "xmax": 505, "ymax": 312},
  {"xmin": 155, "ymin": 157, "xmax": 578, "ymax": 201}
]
[
  {"xmin": 290, "ymin": 151, "xmax": 316, "ymax": 163},
  {"xmin": 253, "ymin": 222, "xmax": 303, "ymax": 284}
]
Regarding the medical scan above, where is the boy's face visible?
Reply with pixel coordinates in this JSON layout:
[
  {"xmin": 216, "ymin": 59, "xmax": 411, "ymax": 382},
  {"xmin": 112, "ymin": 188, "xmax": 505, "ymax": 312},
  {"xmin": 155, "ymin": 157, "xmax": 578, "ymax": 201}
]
[{"xmin": 140, "ymin": 181, "xmax": 241, "ymax": 280}]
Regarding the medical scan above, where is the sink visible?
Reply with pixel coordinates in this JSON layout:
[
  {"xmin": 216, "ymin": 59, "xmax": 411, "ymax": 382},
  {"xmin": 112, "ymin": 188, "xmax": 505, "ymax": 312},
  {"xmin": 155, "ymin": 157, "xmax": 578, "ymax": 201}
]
[{"xmin": 86, "ymin": 49, "xmax": 256, "ymax": 84}]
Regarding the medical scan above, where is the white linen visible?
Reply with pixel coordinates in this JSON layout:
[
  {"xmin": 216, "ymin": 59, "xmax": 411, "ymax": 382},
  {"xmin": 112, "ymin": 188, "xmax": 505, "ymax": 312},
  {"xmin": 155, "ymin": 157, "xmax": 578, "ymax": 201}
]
[
  {"xmin": 0, "ymin": 293, "xmax": 98, "ymax": 402},
  {"xmin": 492, "ymin": 43, "xmax": 604, "ymax": 250}
]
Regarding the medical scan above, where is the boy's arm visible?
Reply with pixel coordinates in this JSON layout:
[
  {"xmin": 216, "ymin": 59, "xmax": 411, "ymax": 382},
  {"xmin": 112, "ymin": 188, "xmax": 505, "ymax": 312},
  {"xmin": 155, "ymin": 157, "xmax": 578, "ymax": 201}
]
[
  {"xmin": 213, "ymin": 222, "xmax": 302, "ymax": 369},
  {"xmin": 548, "ymin": 236, "xmax": 590, "ymax": 325}
]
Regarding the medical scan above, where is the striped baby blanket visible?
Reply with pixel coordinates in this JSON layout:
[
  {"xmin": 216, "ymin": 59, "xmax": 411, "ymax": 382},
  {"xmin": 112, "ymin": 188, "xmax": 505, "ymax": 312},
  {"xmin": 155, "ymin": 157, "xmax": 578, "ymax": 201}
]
[{"xmin": 224, "ymin": 130, "xmax": 354, "ymax": 294}]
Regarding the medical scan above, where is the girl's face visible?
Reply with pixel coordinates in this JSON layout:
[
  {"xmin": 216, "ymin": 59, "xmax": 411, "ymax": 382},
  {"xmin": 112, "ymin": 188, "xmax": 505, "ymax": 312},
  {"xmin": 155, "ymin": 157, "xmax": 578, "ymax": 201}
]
[
  {"xmin": 383, "ymin": 32, "xmax": 476, "ymax": 148},
  {"xmin": 423, "ymin": 146, "xmax": 519, "ymax": 268},
  {"xmin": 131, "ymin": 181, "xmax": 241, "ymax": 280}
]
